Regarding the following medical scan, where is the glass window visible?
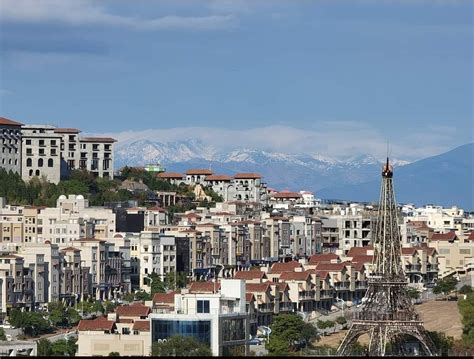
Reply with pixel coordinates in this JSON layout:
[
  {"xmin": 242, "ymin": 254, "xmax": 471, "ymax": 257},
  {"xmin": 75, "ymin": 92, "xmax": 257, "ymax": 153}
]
[{"xmin": 197, "ymin": 300, "xmax": 210, "ymax": 313}]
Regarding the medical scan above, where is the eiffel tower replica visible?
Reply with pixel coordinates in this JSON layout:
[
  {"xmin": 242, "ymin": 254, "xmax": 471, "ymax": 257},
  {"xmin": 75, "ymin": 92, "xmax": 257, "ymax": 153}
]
[{"xmin": 337, "ymin": 158, "xmax": 437, "ymax": 356}]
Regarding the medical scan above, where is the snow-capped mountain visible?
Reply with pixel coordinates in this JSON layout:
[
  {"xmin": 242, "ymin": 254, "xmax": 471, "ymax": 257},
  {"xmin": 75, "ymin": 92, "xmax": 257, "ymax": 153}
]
[{"xmin": 114, "ymin": 139, "xmax": 410, "ymax": 191}]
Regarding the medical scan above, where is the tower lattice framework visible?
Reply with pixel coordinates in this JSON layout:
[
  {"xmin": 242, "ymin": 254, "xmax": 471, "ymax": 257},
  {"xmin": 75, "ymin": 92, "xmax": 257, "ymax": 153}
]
[{"xmin": 337, "ymin": 159, "xmax": 437, "ymax": 356}]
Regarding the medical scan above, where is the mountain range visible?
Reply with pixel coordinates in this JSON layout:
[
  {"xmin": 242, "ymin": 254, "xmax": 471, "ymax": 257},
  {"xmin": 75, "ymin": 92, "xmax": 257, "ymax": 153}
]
[{"xmin": 114, "ymin": 139, "xmax": 473, "ymax": 210}]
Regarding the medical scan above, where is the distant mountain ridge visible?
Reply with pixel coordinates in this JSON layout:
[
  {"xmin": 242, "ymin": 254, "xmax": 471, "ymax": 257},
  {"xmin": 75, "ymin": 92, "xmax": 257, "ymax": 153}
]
[{"xmin": 114, "ymin": 139, "xmax": 473, "ymax": 210}]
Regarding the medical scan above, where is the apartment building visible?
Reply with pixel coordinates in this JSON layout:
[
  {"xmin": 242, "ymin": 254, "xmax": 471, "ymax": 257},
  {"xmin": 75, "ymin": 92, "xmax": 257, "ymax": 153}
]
[
  {"xmin": 149, "ymin": 279, "xmax": 249, "ymax": 356},
  {"xmin": 77, "ymin": 304, "xmax": 151, "ymax": 356},
  {"xmin": 0, "ymin": 117, "xmax": 22, "ymax": 174},
  {"xmin": 429, "ymin": 231, "xmax": 474, "ymax": 278}
]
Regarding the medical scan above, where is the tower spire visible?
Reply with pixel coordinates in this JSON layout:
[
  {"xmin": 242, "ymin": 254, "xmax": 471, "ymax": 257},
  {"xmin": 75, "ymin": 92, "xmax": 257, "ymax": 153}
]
[{"xmin": 337, "ymin": 161, "xmax": 437, "ymax": 356}]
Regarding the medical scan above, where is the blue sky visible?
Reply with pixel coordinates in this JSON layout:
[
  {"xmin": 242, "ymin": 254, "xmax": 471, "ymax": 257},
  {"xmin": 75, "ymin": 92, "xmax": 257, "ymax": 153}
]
[{"xmin": 0, "ymin": 0, "xmax": 472, "ymax": 160}]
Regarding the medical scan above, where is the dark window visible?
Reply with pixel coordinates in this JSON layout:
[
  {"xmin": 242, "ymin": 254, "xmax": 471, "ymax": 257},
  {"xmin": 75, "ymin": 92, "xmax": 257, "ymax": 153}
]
[
  {"xmin": 197, "ymin": 300, "xmax": 210, "ymax": 314},
  {"xmin": 38, "ymin": 158, "xmax": 43, "ymax": 167},
  {"xmin": 48, "ymin": 159, "xmax": 53, "ymax": 167},
  {"xmin": 26, "ymin": 158, "xmax": 32, "ymax": 167}
]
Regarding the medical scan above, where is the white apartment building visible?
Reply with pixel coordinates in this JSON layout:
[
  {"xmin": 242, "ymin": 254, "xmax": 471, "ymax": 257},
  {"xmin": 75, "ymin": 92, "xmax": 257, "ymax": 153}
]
[
  {"xmin": 13, "ymin": 121, "xmax": 116, "ymax": 184},
  {"xmin": 38, "ymin": 195, "xmax": 116, "ymax": 245},
  {"xmin": 0, "ymin": 117, "xmax": 22, "ymax": 174},
  {"xmin": 21, "ymin": 125, "xmax": 62, "ymax": 184},
  {"xmin": 406, "ymin": 205, "xmax": 465, "ymax": 234},
  {"xmin": 149, "ymin": 279, "xmax": 249, "ymax": 356}
]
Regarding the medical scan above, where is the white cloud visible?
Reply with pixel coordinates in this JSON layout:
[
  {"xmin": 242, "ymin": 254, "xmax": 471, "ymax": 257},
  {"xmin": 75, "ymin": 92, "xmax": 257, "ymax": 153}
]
[
  {"xmin": 94, "ymin": 122, "xmax": 463, "ymax": 161},
  {"xmin": 0, "ymin": 0, "xmax": 235, "ymax": 30}
]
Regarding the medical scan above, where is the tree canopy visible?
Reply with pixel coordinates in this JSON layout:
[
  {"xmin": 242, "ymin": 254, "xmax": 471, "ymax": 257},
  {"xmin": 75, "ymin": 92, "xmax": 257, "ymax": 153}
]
[
  {"xmin": 433, "ymin": 277, "xmax": 458, "ymax": 296},
  {"xmin": 267, "ymin": 314, "xmax": 318, "ymax": 355},
  {"xmin": 151, "ymin": 335, "xmax": 212, "ymax": 356},
  {"xmin": 9, "ymin": 309, "xmax": 51, "ymax": 337}
]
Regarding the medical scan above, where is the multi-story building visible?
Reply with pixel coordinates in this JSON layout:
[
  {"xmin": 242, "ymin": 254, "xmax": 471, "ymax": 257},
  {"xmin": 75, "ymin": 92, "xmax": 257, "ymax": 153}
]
[
  {"xmin": 0, "ymin": 117, "xmax": 22, "ymax": 174},
  {"xmin": 149, "ymin": 279, "xmax": 249, "ymax": 356}
]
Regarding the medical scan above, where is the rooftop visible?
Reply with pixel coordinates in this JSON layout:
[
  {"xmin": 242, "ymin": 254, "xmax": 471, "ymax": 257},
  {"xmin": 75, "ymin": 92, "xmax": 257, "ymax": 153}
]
[{"xmin": 0, "ymin": 117, "xmax": 23, "ymax": 126}]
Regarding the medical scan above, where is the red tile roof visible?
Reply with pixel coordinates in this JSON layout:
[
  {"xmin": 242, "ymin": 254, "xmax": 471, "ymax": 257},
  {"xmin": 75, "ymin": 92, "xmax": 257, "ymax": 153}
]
[
  {"xmin": 234, "ymin": 173, "xmax": 262, "ymax": 179},
  {"xmin": 468, "ymin": 232, "xmax": 474, "ymax": 241},
  {"xmin": 412, "ymin": 246, "xmax": 437, "ymax": 256},
  {"xmin": 347, "ymin": 245, "xmax": 374, "ymax": 257},
  {"xmin": 308, "ymin": 253, "xmax": 339, "ymax": 265},
  {"xmin": 315, "ymin": 270, "xmax": 330, "ymax": 279},
  {"xmin": 147, "ymin": 206, "xmax": 166, "ymax": 212},
  {"xmin": 0, "ymin": 117, "xmax": 23, "ymax": 126},
  {"xmin": 351, "ymin": 262, "xmax": 366, "ymax": 271},
  {"xmin": 116, "ymin": 304, "xmax": 150, "ymax": 317},
  {"xmin": 186, "ymin": 169, "xmax": 213, "ymax": 175},
  {"xmin": 78, "ymin": 318, "xmax": 115, "ymax": 331},
  {"xmin": 431, "ymin": 231, "xmax": 457, "ymax": 241},
  {"xmin": 54, "ymin": 128, "xmax": 81, "ymax": 134},
  {"xmin": 246, "ymin": 283, "xmax": 271, "ymax": 292},
  {"xmin": 279, "ymin": 271, "xmax": 312, "ymax": 281},
  {"xmin": 315, "ymin": 262, "xmax": 348, "ymax": 271},
  {"xmin": 189, "ymin": 281, "xmax": 220, "ymax": 293},
  {"xmin": 401, "ymin": 247, "xmax": 417, "ymax": 255},
  {"xmin": 272, "ymin": 191, "xmax": 302, "ymax": 199},
  {"xmin": 183, "ymin": 213, "xmax": 202, "ymax": 219},
  {"xmin": 132, "ymin": 320, "xmax": 150, "ymax": 332},
  {"xmin": 158, "ymin": 172, "xmax": 184, "ymax": 179},
  {"xmin": 234, "ymin": 270, "xmax": 267, "ymax": 281},
  {"xmin": 113, "ymin": 234, "xmax": 123, "ymax": 238},
  {"xmin": 350, "ymin": 255, "xmax": 373, "ymax": 264},
  {"xmin": 271, "ymin": 261, "xmax": 302, "ymax": 274},
  {"xmin": 268, "ymin": 281, "xmax": 290, "ymax": 291},
  {"xmin": 246, "ymin": 293, "xmax": 255, "ymax": 302},
  {"xmin": 80, "ymin": 137, "xmax": 116, "ymax": 143},
  {"xmin": 206, "ymin": 175, "xmax": 233, "ymax": 181},
  {"xmin": 153, "ymin": 291, "xmax": 176, "ymax": 305}
]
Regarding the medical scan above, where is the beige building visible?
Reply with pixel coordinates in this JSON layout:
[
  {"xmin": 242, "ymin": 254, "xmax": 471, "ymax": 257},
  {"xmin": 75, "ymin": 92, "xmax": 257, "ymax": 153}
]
[
  {"xmin": 0, "ymin": 117, "xmax": 22, "ymax": 174},
  {"xmin": 77, "ymin": 304, "xmax": 151, "ymax": 356}
]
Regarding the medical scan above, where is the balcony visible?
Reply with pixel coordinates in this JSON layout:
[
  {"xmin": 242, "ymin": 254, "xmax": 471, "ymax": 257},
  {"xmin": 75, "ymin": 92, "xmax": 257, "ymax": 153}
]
[
  {"xmin": 298, "ymin": 291, "xmax": 314, "ymax": 300},
  {"xmin": 257, "ymin": 303, "xmax": 274, "ymax": 313},
  {"xmin": 334, "ymin": 283, "xmax": 350, "ymax": 291},
  {"xmin": 279, "ymin": 302, "xmax": 293, "ymax": 312},
  {"xmin": 405, "ymin": 265, "xmax": 421, "ymax": 273}
]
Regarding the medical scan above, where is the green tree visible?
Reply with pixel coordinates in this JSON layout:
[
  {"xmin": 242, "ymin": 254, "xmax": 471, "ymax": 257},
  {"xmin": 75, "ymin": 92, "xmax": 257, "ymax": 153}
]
[
  {"xmin": 458, "ymin": 292, "xmax": 474, "ymax": 346},
  {"xmin": 9, "ymin": 309, "xmax": 50, "ymax": 337},
  {"xmin": 407, "ymin": 287, "xmax": 421, "ymax": 300},
  {"xmin": 427, "ymin": 331, "xmax": 454, "ymax": 356},
  {"xmin": 152, "ymin": 336, "xmax": 212, "ymax": 356},
  {"xmin": 335, "ymin": 316, "xmax": 347, "ymax": 325},
  {"xmin": 459, "ymin": 285, "xmax": 473, "ymax": 294},
  {"xmin": 433, "ymin": 277, "xmax": 458, "ymax": 297},
  {"xmin": 0, "ymin": 328, "xmax": 6, "ymax": 341},
  {"xmin": 267, "ymin": 314, "xmax": 318, "ymax": 355},
  {"xmin": 134, "ymin": 290, "xmax": 152, "ymax": 302},
  {"xmin": 37, "ymin": 338, "xmax": 53, "ymax": 356},
  {"xmin": 50, "ymin": 337, "xmax": 77, "ymax": 356},
  {"xmin": 109, "ymin": 352, "xmax": 120, "ymax": 356}
]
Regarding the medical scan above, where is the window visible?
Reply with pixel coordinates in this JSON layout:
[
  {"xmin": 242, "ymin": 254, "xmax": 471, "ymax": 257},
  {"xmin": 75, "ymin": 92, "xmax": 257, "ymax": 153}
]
[
  {"xmin": 38, "ymin": 158, "xmax": 43, "ymax": 167},
  {"xmin": 197, "ymin": 300, "xmax": 210, "ymax": 313},
  {"xmin": 48, "ymin": 159, "xmax": 54, "ymax": 167},
  {"xmin": 26, "ymin": 139, "xmax": 31, "ymax": 145},
  {"xmin": 26, "ymin": 158, "xmax": 32, "ymax": 167}
]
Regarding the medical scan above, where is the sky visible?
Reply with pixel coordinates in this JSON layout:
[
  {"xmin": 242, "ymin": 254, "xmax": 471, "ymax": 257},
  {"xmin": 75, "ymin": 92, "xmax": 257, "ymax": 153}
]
[{"xmin": 0, "ymin": 0, "xmax": 472, "ymax": 161}]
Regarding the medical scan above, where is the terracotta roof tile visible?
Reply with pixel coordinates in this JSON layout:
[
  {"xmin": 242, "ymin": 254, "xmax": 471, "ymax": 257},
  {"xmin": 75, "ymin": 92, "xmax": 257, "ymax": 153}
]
[
  {"xmin": 78, "ymin": 318, "xmax": 115, "ymax": 331},
  {"xmin": 308, "ymin": 253, "xmax": 339, "ymax": 265},
  {"xmin": 271, "ymin": 261, "xmax": 302, "ymax": 274},
  {"xmin": 153, "ymin": 291, "xmax": 176, "ymax": 305},
  {"xmin": 401, "ymin": 247, "xmax": 417, "ymax": 255},
  {"xmin": 132, "ymin": 320, "xmax": 150, "ymax": 332},
  {"xmin": 315, "ymin": 262, "xmax": 348, "ymax": 271},
  {"xmin": 186, "ymin": 169, "xmax": 213, "ymax": 175},
  {"xmin": 279, "ymin": 270, "xmax": 312, "ymax": 281},
  {"xmin": 60, "ymin": 247, "xmax": 81, "ymax": 252},
  {"xmin": 246, "ymin": 282, "xmax": 271, "ymax": 292},
  {"xmin": 246, "ymin": 293, "xmax": 255, "ymax": 302},
  {"xmin": 80, "ymin": 137, "xmax": 116, "ymax": 143},
  {"xmin": 234, "ymin": 173, "xmax": 262, "ymax": 179},
  {"xmin": 271, "ymin": 191, "xmax": 302, "ymax": 199},
  {"xmin": 158, "ymin": 172, "xmax": 184, "ymax": 179},
  {"xmin": 115, "ymin": 304, "xmax": 150, "ymax": 317},
  {"xmin": 350, "ymin": 255, "xmax": 373, "ymax": 264},
  {"xmin": 0, "ymin": 117, "xmax": 23, "ymax": 126},
  {"xmin": 234, "ymin": 270, "xmax": 266, "ymax": 281},
  {"xmin": 468, "ymin": 232, "xmax": 474, "ymax": 241},
  {"xmin": 431, "ymin": 231, "xmax": 457, "ymax": 241},
  {"xmin": 206, "ymin": 175, "xmax": 233, "ymax": 181},
  {"xmin": 189, "ymin": 281, "xmax": 220, "ymax": 293},
  {"xmin": 346, "ymin": 245, "xmax": 374, "ymax": 257}
]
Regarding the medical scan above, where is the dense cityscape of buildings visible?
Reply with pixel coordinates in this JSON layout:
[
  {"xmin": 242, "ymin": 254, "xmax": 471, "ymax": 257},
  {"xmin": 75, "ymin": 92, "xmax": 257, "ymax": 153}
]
[{"xmin": 0, "ymin": 116, "xmax": 473, "ymax": 356}]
